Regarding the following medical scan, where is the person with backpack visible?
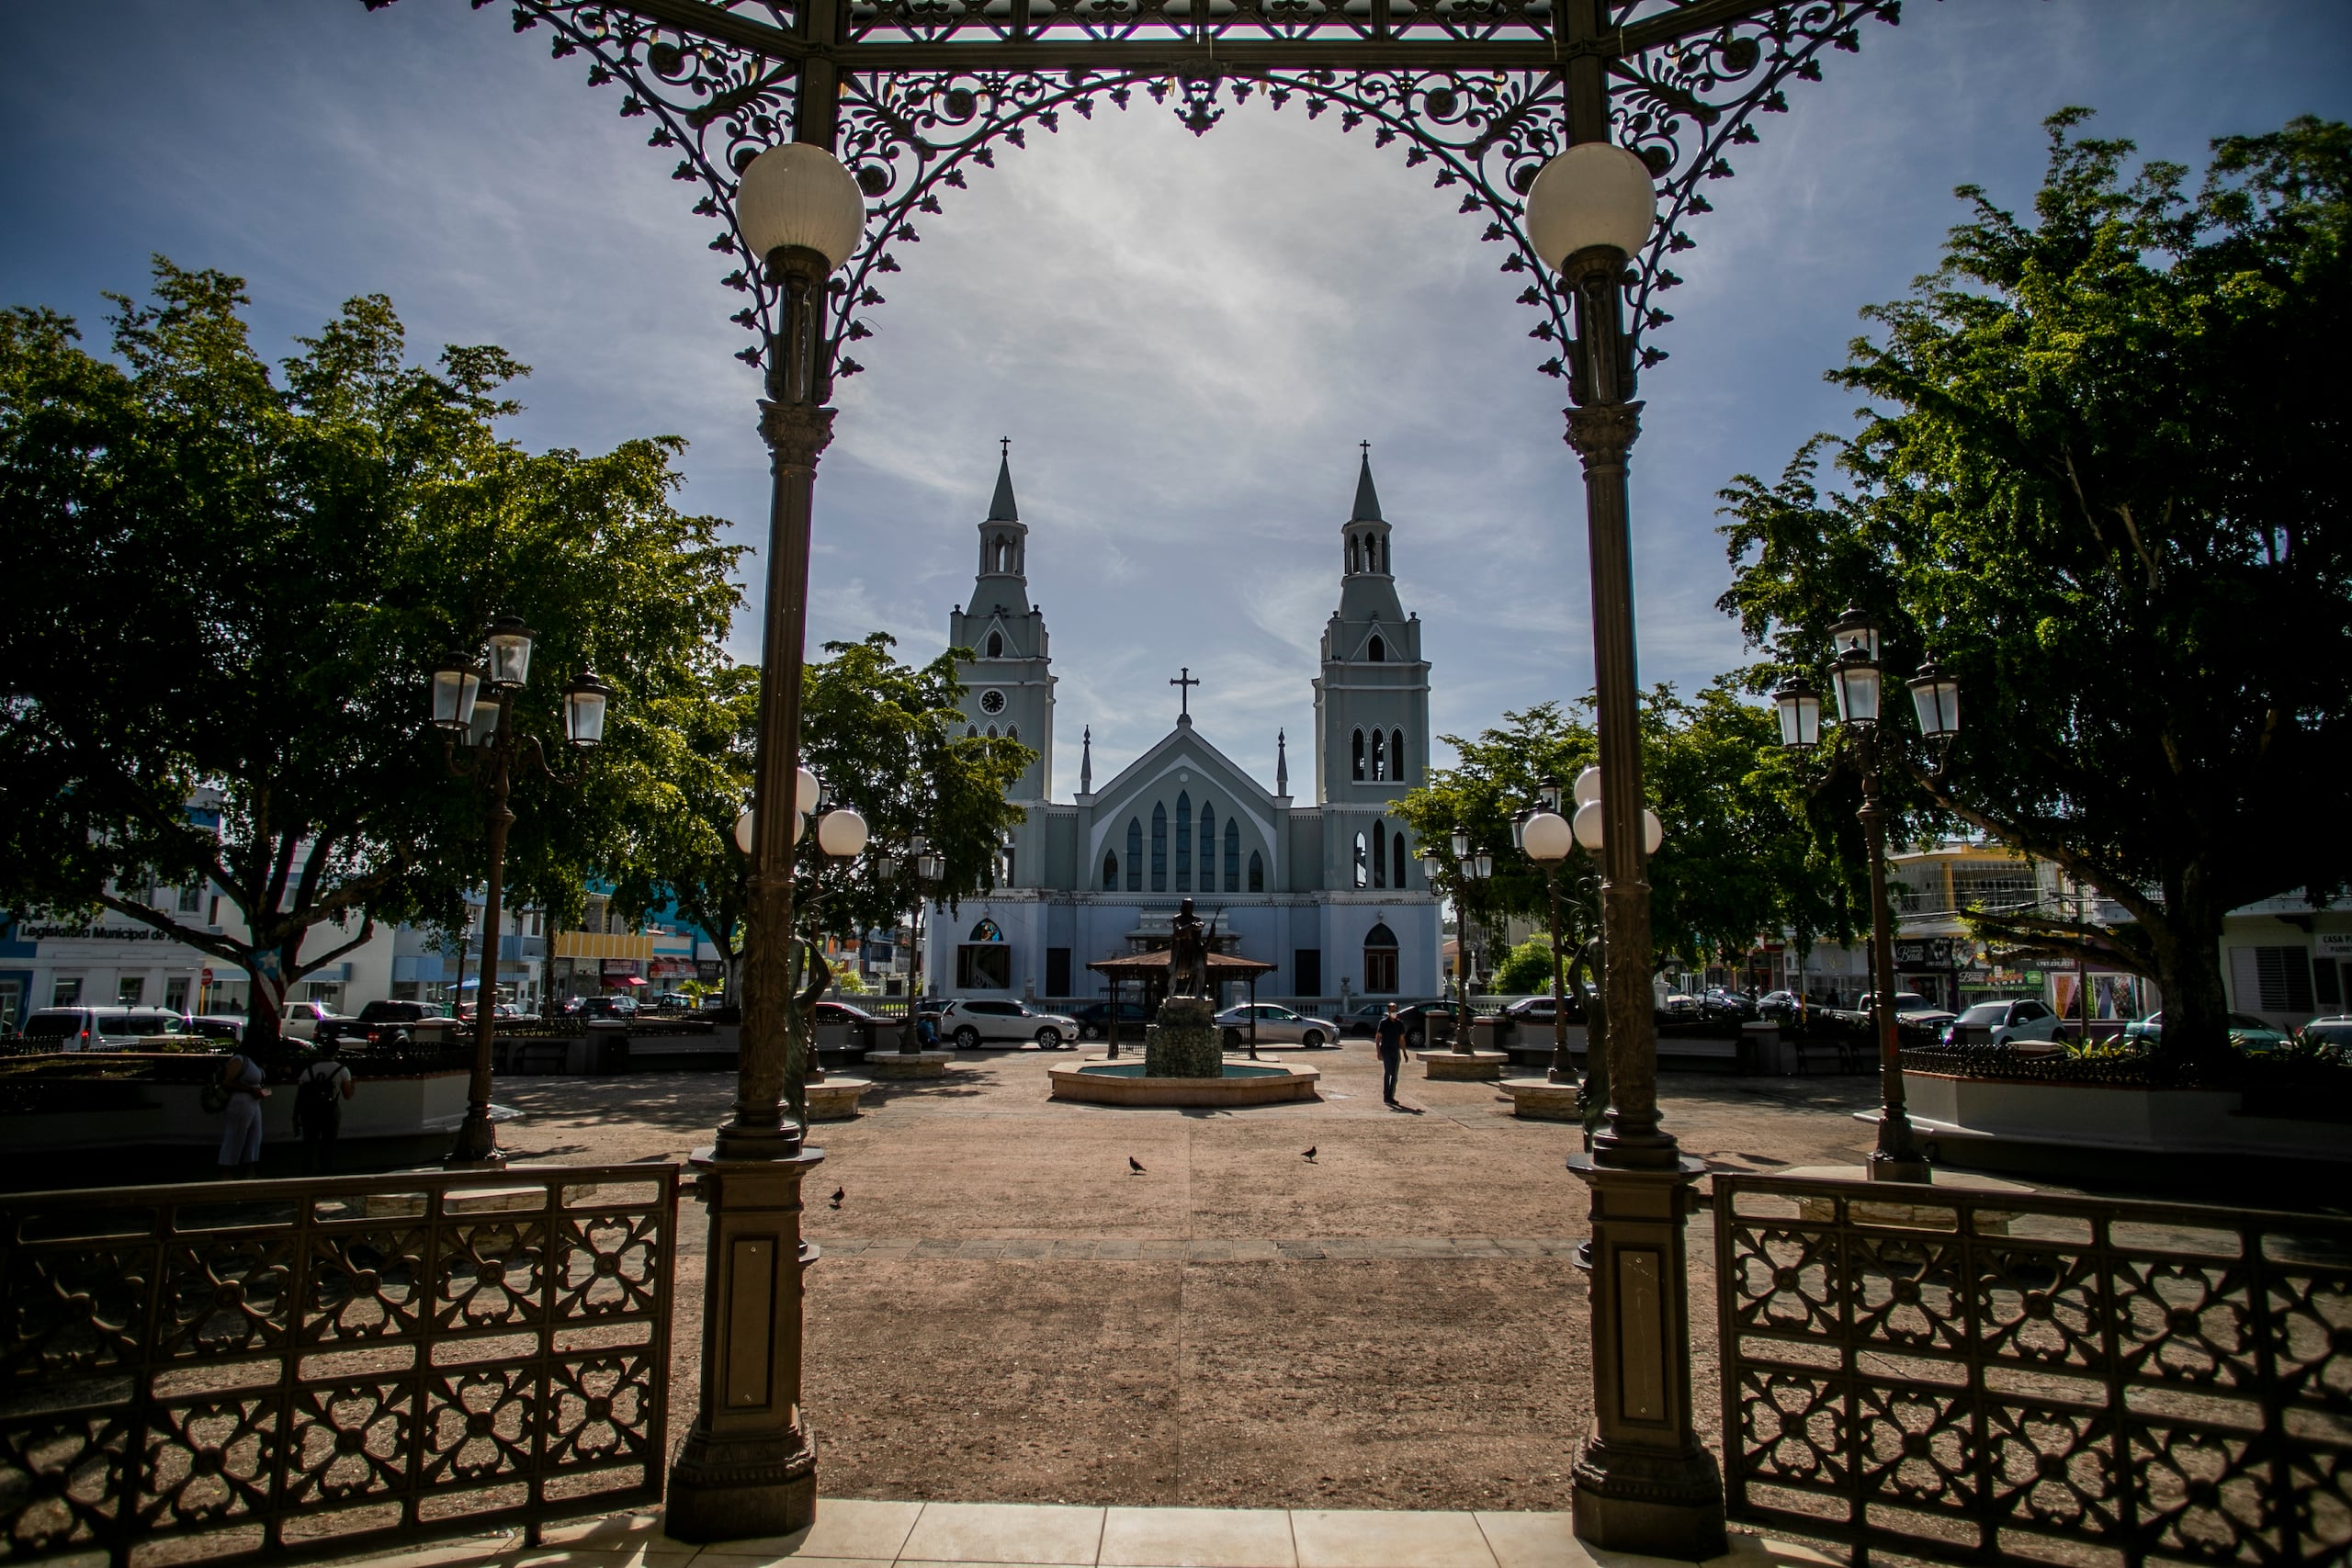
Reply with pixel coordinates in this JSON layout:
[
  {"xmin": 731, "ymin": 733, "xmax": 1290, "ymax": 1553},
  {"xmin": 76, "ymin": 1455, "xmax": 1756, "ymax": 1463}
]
[{"xmin": 294, "ymin": 1039, "xmax": 356, "ymax": 1173}]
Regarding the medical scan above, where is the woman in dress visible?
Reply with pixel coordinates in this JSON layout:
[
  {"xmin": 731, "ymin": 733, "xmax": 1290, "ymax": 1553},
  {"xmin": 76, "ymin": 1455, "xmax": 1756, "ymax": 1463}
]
[{"xmin": 217, "ymin": 1049, "xmax": 268, "ymax": 1178}]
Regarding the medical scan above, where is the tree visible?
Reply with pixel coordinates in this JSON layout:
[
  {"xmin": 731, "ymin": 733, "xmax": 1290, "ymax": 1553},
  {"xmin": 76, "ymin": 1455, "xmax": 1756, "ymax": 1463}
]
[
  {"xmin": 1490, "ymin": 936, "xmax": 1562, "ymax": 996},
  {"xmin": 1718, "ymin": 111, "xmax": 2351, "ymax": 1071},
  {"xmin": 602, "ymin": 635, "xmax": 1033, "ymax": 987},
  {"xmin": 1392, "ymin": 692, "xmax": 1851, "ymax": 989},
  {"xmin": 0, "ymin": 260, "xmax": 742, "ymax": 1062}
]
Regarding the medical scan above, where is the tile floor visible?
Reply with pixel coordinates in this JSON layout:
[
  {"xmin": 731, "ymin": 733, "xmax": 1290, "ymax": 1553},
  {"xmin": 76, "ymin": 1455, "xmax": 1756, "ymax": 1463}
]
[{"xmin": 345, "ymin": 1502, "xmax": 1845, "ymax": 1568}]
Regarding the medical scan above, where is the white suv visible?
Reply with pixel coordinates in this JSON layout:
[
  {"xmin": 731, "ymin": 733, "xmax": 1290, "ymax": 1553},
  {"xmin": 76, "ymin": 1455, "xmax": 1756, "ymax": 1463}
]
[
  {"xmin": 1941, "ymin": 998, "xmax": 2063, "ymax": 1048},
  {"xmin": 937, "ymin": 998, "xmax": 1080, "ymax": 1051}
]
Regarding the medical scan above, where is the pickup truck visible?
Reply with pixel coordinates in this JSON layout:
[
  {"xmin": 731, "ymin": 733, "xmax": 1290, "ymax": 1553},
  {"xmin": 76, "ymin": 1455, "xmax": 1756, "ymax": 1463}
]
[{"xmin": 325, "ymin": 1000, "xmax": 458, "ymax": 1047}]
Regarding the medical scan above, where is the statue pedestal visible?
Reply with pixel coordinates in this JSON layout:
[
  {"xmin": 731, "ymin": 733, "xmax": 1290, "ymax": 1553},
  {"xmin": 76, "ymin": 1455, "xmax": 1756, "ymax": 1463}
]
[
  {"xmin": 1500, "ymin": 1077, "xmax": 1583, "ymax": 1120},
  {"xmin": 1145, "ymin": 997, "xmax": 1222, "ymax": 1078},
  {"xmin": 805, "ymin": 1077, "xmax": 870, "ymax": 1120}
]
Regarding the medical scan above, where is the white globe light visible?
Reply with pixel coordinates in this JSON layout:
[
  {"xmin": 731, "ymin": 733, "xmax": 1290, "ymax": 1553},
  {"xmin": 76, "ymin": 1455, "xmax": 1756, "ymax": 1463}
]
[
  {"xmin": 1572, "ymin": 802, "xmax": 1606, "ymax": 852},
  {"xmin": 733, "ymin": 809, "xmax": 754, "ymax": 854},
  {"xmin": 1573, "ymin": 767, "xmax": 1603, "ymax": 807},
  {"xmin": 1643, "ymin": 809, "xmax": 1665, "ymax": 857},
  {"xmin": 794, "ymin": 810, "xmax": 807, "ymax": 844},
  {"xmin": 1522, "ymin": 811, "xmax": 1574, "ymax": 863},
  {"xmin": 797, "ymin": 766, "xmax": 821, "ymax": 816},
  {"xmin": 816, "ymin": 807, "xmax": 869, "ymax": 858},
  {"xmin": 736, "ymin": 142, "xmax": 867, "ymax": 273},
  {"xmin": 1525, "ymin": 142, "xmax": 1657, "ymax": 271}
]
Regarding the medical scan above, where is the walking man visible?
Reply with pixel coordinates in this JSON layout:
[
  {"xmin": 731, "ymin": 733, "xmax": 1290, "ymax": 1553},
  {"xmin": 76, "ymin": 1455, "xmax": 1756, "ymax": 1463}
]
[
  {"xmin": 294, "ymin": 1039, "xmax": 356, "ymax": 1173},
  {"xmin": 1375, "ymin": 1002, "xmax": 1408, "ymax": 1107}
]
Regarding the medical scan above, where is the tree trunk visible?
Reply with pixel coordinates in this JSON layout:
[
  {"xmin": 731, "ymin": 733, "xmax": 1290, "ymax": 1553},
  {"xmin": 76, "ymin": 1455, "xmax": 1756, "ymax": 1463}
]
[
  {"xmin": 2143, "ymin": 871, "xmax": 2234, "ymax": 1078},
  {"xmin": 242, "ymin": 958, "xmax": 288, "ymax": 1075}
]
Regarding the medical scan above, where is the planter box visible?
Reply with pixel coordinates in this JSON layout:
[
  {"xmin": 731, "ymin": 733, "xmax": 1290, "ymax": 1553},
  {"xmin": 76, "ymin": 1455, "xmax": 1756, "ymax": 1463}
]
[
  {"xmin": 1897, "ymin": 1070, "xmax": 2352, "ymax": 1179},
  {"xmin": 0, "ymin": 1068, "xmax": 471, "ymax": 1153}
]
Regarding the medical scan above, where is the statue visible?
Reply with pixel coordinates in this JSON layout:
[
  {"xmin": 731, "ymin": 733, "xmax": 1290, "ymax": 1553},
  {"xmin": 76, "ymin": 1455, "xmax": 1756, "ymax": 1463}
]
[
  {"xmin": 783, "ymin": 935, "xmax": 831, "ymax": 1128},
  {"xmin": 1168, "ymin": 897, "xmax": 1211, "ymax": 998}
]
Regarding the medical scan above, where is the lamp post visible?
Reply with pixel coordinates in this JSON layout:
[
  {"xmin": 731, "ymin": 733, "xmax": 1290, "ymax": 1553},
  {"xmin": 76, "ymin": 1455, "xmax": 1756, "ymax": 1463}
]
[
  {"xmin": 1422, "ymin": 835, "xmax": 1489, "ymax": 1052},
  {"xmin": 666, "ymin": 140, "xmax": 865, "ymax": 1544},
  {"xmin": 1519, "ymin": 779, "xmax": 1577, "ymax": 1084},
  {"xmin": 1524, "ymin": 138, "xmax": 1723, "ymax": 1557},
  {"xmin": 884, "ymin": 835, "xmax": 944, "ymax": 1055},
  {"xmin": 427, "ymin": 625, "xmax": 610, "ymax": 1168},
  {"xmin": 1773, "ymin": 608, "xmax": 1961, "ymax": 1185}
]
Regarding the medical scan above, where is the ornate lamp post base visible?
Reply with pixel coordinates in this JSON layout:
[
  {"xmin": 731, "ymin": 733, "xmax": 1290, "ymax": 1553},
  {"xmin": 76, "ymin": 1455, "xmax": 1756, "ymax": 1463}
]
[
  {"xmin": 665, "ymin": 1144, "xmax": 828, "ymax": 1543},
  {"xmin": 1565, "ymin": 1152, "xmax": 1725, "ymax": 1562}
]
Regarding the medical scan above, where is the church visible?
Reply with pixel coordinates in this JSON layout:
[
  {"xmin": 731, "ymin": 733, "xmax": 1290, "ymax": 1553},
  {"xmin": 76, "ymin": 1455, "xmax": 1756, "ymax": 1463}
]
[{"xmin": 923, "ymin": 448, "xmax": 1442, "ymax": 1007}]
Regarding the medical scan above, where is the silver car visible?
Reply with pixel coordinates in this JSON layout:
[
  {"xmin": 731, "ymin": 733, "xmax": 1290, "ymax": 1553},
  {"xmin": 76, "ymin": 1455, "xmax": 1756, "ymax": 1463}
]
[
  {"xmin": 937, "ymin": 998, "xmax": 1081, "ymax": 1051},
  {"xmin": 1214, "ymin": 1003, "xmax": 1339, "ymax": 1049}
]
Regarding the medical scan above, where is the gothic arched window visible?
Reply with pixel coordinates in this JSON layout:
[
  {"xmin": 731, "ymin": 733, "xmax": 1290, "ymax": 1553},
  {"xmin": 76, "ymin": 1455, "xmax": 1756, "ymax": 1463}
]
[
  {"xmin": 1363, "ymin": 920, "xmax": 1399, "ymax": 994},
  {"xmin": 1348, "ymin": 536, "xmax": 1360, "ymax": 574},
  {"xmin": 967, "ymin": 726, "xmax": 978, "ymax": 739},
  {"xmin": 1199, "ymin": 804, "xmax": 1216, "ymax": 895},
  {"xmin": 1352, "ymin": 832, "xmax": 1368, "ymax": 890},
  {"xmin": 987, "ymin": 725, "xmax": 998, "ymax": 739},
  {"xmin": 1175, "ymin": 793, "xmax": 1193, "ymax": 892},
  {"xmin": 1126, "ymin": 818, "xmax": 1143, "ymax": 892},
  {"xmin": 1351, "ymin": 729, "xmax": 1365, "ymax": 782},
  {"xmin": 987, "ymin": 630, "xmax": 1003, "ymax": 658},
  {"xmin": 1248, "ymin": 852, "xmax": 1264, "ymax": 892},
  {"xmin": 1367, "ymin": 635, "xmax": 1385, "ymax": 663},
  {"xmin": 1371, "ymin": 730, "xmax": 1387, "ymax": 782},
  {"xmin": 1225, "ymin": 819, "xmax": 1240, "ymax": 891},
  {"xmin": 1103, "ymin": 852, "xmax": 1118, "ymax": 890},
  {"xmin": 1007, "ymin": 725, "xmax": 1018, "ymax": 742},
  {"xmin": 1370, "ymin": 821, "xmax": 1386, "ymax": 888},
  {"xmin": 1392, "ymin": 832, "xmax": 1408, "ymax": 890},
  {"xmin": 1392, "ymin": 729, "xmax": 1407, "ymax": 783},
  {"xmin": 1151, "ymin": 803, "xmax": 1169, "ymax": 892}
]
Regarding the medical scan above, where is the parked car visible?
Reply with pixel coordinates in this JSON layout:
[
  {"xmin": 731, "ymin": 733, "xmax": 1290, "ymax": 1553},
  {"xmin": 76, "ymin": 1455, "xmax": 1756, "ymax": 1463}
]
[
  {"xmin": 2120, "ymin": 1010, "xmax": 2294, "ymax": 1054},
  {"xmin": 1701, "ymin": 987, "xmax": 1760, "ymax": 1021},
  {"xmin": 1213, "ymin": 1003, "xmax": 1339, "ymax": 1048},
  {"xmin": 936, "ymin": 998, "xmax": 1081, "ymax": 1050},
  {"xmin": 1757, "ymin": 990, "xmax": 1802, "ymax": 1021},
  {"xmin": 1070, "ymin": 998, "xmax": 1154, "ymax": 1040},
  {"xmin": 1657, "ymin": 992, "xmax": 1703, "ymax": 1021},
  {"xmin": 18, "ymin": 1006, "xmax": 188, "ymax": 1051},
  {"xmin": 1340, "ymin": 999, "xmax": 1451, "ymax": 1038},
  {"xmin": 650, "ymin": 991, "xmax": 696, "ymax": 1011},
  {"xmin": 184, "ymin": 1014, "xmax": 249, "ymax": 1043},
  {"xmin": 1859, "ymin": 991, "xmax": 1958, "ymax": 1036},
  {"xmin": 1501, "ymin": 993, "xmax": 1588, "ymax": 1027},
  {"xmin": 280, "ymin": 1000, "xmax": 354, "ymax": 1040},
  {"xmin": 2294, "ymin": 1017, "xmax": 2352, "ymax": 1056},
  {"xmin": 569, "ymin": 995, "xmax": 639, "ymax": 1020},
  {"xmin": 340, "ymin": 999, "xmax": 456, "ymax": 1046},
  {"xmin": 1940, "ymin": 998, "xmax": 2064, "ymax": 1049}
]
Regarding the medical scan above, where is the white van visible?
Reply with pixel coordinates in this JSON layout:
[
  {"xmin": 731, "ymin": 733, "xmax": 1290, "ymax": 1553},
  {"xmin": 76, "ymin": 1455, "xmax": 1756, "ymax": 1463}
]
[{"xmin": 20, "ymin": 1007, "xmax": 188, "ymax": 1051}]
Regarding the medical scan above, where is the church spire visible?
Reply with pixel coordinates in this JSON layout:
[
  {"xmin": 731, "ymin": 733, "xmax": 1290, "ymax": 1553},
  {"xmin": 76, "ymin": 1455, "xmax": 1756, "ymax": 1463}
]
[
  {"xmin": 1277, "ymin": 728, "xmax": 1289, "ymax": 797},
  {"xmin": 1351, "ymin": 442, "xmax": 1383, "ymax": 523},
  {"xmin": 989, "ymin": 437, "xmax": 1019, "ymax": 522},
  {"xmin": 1080, "ymin": 725, "xmax": 1092, "ymax": 795}
]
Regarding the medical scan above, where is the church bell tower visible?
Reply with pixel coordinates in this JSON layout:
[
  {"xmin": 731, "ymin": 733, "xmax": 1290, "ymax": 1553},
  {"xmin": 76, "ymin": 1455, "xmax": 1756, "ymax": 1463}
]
[
  {"xmin": 949, "ymin": 446, "xmax": 1055, "ymax": 800},
  {"xmin": 1312, "ymin": 448, "xmax": 1430, "ymax": 808}
]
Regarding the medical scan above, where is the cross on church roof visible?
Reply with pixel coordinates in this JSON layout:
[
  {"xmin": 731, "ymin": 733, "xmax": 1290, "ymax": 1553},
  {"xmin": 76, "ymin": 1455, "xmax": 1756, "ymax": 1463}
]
[{"xmin": 1170, "ymin": 666, "xmax": 1200, "ymax": 720}]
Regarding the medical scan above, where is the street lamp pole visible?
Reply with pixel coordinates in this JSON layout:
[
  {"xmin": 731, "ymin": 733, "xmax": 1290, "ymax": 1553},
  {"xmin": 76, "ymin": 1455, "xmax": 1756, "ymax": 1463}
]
[
  {"xmin": 1776, "ymin": 615, "xmax": 1962, "ymax": 1184},
  {"xmin": 429, "ymin": 626, "xmax": 610, "ymax": 1169},
  {"xmin": 666, "ymin": 141, "xmax": 865, "ymax": 1544},
  {"xmin": 1519, "ymin": 779, "xmax": 1577, "ymax": 1084},
  {"xmin": 1526, "ymin": 126, "xmax": 1724, "ymax": 1556}
]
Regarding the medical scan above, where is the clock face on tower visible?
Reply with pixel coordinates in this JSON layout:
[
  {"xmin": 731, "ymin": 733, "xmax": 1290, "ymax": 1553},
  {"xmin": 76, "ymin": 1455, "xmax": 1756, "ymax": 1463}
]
[{"xmin": 978, "ymin": 688, "xmax": 1007, "ymax": 716}]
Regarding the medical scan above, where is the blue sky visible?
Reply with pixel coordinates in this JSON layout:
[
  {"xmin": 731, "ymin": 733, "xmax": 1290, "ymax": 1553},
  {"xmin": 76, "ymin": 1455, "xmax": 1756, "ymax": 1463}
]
[{"xmin": 5, "ymin": 2, "xmax": 2347, "ymax": 797}]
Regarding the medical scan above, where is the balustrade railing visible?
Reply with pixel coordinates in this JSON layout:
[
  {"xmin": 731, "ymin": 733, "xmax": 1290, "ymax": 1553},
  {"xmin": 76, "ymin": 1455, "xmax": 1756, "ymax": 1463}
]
[
  {"xmin": 0, "ymin": 1164, "xmax": 678, "ymax": 1566},
  {"xmin": 1714, "ymin": 1172, "xmax": 2352, "ymax": 1566}
]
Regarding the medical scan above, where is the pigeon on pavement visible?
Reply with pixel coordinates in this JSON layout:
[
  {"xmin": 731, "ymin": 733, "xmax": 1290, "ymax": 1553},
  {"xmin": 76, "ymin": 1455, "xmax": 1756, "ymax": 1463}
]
[
  {"xmin": 1303, "ymin": 1146, "xmax": 1317, "ymax": 1161},
  {"xmin": 829, "ymin": 1187, "xmax": 844, "ymax": 1208},
  {"xmin": 1127, "ymin": 1156, "xmax": 1146, "ymax": 1174}
]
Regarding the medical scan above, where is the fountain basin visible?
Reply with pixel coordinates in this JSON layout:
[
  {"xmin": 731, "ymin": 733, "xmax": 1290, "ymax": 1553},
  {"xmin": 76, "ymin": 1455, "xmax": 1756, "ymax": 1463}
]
[{"xmin": 1048, "ymin": 1057, "xmax": 1320, "ymax": 1108}]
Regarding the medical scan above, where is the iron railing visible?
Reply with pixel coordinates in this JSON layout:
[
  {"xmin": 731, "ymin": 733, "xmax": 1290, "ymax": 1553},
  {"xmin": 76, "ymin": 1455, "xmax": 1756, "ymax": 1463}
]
[
  {"xmin": 0, "ymin": 1163, "xmax": 678, "ymax": 1566},
  {"xmin": 1714, "ymin": 1172, "xmax": 2352, "ymax": 1566}
]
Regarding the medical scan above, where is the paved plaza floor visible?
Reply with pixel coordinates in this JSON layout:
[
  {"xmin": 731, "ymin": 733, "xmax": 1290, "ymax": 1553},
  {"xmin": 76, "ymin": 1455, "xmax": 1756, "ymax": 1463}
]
[
  {"xmin": 492, "ymin": 1044, "xmax": 1888, "ymax": 1517},
  {"xmin": 343, "ymin": 1497, "xmax": 1849, "ymax": 1567}
]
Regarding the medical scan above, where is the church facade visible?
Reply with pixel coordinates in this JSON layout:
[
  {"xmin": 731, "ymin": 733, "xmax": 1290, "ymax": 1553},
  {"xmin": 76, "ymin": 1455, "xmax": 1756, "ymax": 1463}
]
[{"xmin": 925, "ymin": 451, "xmax": 1442, "ymax": 1006}]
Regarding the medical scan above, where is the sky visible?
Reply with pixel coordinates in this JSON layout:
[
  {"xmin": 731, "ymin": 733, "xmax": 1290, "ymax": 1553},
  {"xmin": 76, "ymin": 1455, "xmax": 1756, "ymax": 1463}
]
[{"xmin": 4, "ymin": 1, "xmax": 2347, "ymax": 798}]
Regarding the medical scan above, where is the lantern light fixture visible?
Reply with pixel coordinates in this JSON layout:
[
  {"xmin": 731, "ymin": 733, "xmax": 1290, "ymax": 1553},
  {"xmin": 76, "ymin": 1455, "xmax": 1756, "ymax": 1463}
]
[
  {"xmin": 562, "ymin": 671, "xmax": 614, "ymax": 748},
  {"xmin": 1524, "ymin": 141, "xmax": 1659, "ymax": 269},
  {"xmin": 429, "ymin": 654, "xmax": 481, "ymax": 732},
  {"xmin": 1772, "ymin": 676, "xmax": 1824, "ymax": 750},
  {"xmin": 1831, "ymin": 644, "xmax": 1883, "ymax": 727},
  {"xmin": 484, "ymin": 617, "xmax": 536, "ymax": 692},
  {"xmin": 1521, "ymin": 810, "xmax": 1574, "ymax": 863},
  {"xmin": 1829, "ymin": 604, "xmax": 1882, "ymax": 663},
  {"xmin": 1907, "ymin": 660, "xmax": 1962, "ymax": 740},
  {"xmin": 1573, "ymin": 766, "xmax": 1603, "ymax": 808},
  {"xmin": 735, "ymin": 142, "xmax": 868, "ymax": 274}
]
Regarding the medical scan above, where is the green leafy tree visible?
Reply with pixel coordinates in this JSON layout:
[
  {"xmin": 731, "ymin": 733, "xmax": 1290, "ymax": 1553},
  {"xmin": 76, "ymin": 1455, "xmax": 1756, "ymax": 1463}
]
[
  {"xmin": 603, "ymin": 635, "xmax": 1033, "ymax": 985},
  {"xmin": 0, "ymin": 260, "xmax": 741, "ymax": 1062},
  {"xmin": 1718, "ymin": 111, "xmax": 2351, "ymax": 1071},
  {"xmin": 1490, "ymin": 936, "xmax": 1562, "ymax": 996}
]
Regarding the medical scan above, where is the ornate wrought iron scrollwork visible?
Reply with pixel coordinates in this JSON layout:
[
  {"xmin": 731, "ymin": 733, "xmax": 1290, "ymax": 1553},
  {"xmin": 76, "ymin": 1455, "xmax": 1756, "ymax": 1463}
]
[{"xmin": 416, "ymin": 0, "xmax": 1900, "ymax": 385}]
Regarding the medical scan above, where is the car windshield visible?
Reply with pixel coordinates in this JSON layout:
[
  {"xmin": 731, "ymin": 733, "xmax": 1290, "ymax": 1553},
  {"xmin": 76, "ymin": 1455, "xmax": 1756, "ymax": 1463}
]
[{"xmin": 1956, "ymin": 1004, "xmax": 2009, "ymax": 1024}]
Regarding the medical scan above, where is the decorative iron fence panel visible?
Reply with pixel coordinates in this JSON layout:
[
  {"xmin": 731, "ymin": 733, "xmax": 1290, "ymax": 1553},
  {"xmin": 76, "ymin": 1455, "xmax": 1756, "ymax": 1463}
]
[
  {"xmin": 0, "ymin": 1164, "xmax": 677, "ymax": 1566},
  {"xmin": 1714, "ymin": 1173, "xmax": 2352, "ymax": 1566}
]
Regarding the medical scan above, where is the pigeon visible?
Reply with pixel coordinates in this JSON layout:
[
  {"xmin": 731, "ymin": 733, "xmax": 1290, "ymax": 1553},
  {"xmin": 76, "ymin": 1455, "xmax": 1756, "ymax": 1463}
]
[
  {"xmin": 1302, "ymin": 1146, "xmax": 1317, "ymax": 1162},
  {"xmin": 829, "ymin": 1187, "xmax": 844, "ymax": 1208},
  {"xmin": 1127, "ymin": 1156, "xmax": 1146, "ymax": 1175}
]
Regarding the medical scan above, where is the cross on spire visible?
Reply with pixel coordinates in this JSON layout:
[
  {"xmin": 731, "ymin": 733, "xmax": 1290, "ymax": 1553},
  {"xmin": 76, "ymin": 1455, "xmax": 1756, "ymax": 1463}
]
[{"xmin": 1170, "ymin": 666, "xmax": 1200, "ymax": 720}]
